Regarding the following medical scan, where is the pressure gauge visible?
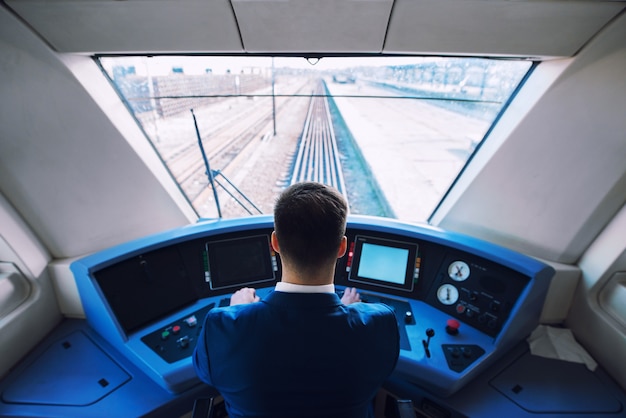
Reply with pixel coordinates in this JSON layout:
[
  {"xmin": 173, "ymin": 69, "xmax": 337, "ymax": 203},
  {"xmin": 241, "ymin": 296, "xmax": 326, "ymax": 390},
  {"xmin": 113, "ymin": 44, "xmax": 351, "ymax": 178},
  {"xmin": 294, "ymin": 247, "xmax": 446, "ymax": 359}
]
[
  {"xmin": 437, "ymin": 284, "xmax": 459, "ymax": 305},
  {"xmin": 448, "ymin": 260, "xmax": 470, "ymax": 281}
]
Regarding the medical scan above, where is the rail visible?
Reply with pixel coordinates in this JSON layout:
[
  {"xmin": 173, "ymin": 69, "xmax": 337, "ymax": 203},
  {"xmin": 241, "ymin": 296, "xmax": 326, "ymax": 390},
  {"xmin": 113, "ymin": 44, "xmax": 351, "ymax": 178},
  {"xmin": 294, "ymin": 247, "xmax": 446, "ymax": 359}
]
[
  {"xmin": 164, "ymin": 80, "xmax": 310, "ymax": 205},
  {"xmin": 291, "ymin": 81, "xmax": 347, "ymax": 197}
]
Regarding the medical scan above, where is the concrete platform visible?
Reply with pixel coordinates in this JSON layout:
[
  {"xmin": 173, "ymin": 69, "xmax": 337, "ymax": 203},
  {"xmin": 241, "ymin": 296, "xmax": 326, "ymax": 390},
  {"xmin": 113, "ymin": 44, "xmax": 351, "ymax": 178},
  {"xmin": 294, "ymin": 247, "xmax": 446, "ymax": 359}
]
[{"xmin": 326, "ymin": 79, "xmax": 491, "ymax": 222}]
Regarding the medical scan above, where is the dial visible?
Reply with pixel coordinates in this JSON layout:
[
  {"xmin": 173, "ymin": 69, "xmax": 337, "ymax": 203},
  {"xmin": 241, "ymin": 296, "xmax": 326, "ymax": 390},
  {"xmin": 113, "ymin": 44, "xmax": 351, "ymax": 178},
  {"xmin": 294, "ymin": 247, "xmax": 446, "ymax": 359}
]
[
  {"xmin": 437, "ymin": 284, "xmax": 459, "ymax": 305},
  {"xmin": 448, "ymin": 260, "xmax": 470, "ymax": 281}
]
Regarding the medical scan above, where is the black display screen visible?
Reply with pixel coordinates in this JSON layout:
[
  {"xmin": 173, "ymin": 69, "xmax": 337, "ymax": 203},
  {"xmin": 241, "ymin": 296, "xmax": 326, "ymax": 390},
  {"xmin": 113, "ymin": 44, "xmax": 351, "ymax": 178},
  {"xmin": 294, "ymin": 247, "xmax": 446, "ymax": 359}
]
[
  {"xmin": 94, "ymin": 246, "xmax": 196, "ymax": 335},
  {"xmin": 348, "ymin": 235, "xmax": 418, "ymax": 292},
  {"xmin": 205, "ymin": 234, "xmax": 276, "ymax": 290}
]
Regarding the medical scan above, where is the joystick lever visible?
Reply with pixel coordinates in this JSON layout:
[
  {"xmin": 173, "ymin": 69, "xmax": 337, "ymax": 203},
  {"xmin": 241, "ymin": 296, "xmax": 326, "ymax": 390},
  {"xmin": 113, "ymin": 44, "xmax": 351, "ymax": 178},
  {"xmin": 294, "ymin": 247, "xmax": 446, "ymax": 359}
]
[{"xmin": 422, "ymin": 328, "xmax": 435, "ymax": 358}]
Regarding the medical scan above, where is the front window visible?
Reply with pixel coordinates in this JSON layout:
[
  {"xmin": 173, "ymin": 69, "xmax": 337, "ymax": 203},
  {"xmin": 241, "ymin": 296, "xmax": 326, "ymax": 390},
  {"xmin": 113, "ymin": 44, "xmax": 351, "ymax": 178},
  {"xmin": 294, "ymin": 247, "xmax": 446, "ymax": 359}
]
[{"xmin": 100, "ymin": 56, "xmax": 531, "ymax": 222}]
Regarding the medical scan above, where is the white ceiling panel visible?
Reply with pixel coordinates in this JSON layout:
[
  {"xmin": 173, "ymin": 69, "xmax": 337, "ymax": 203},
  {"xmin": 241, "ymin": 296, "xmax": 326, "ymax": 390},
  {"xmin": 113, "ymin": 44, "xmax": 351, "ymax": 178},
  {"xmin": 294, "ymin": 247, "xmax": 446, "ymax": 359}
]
[
  {"xmin": 5, "ymin": 0, "xmax": 244, "ymax": 54},
  {"xmin": 231, "ymin": 0, "xmax": 394, "ymax": 53},
  {"xmin": 384, "ymin": 0, "xmax": 625, "ymax": 58}
]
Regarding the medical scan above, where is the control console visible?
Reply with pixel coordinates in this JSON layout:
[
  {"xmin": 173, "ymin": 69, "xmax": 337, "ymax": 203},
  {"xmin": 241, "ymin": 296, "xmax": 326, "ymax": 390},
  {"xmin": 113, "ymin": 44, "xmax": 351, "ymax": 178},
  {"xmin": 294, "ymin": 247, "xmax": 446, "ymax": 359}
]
[{"xmin": 71, "ymin": 215, "xmax": 554, "ymax": 396}]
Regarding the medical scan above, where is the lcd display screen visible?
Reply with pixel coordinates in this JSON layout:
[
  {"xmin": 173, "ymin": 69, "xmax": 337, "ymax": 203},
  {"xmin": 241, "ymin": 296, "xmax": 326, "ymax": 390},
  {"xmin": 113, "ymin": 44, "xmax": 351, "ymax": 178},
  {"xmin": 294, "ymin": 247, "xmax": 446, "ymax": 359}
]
[
  {"xmin": 348, "ymin": 235, "xmax": 418, "ymax": 291},
  {"xmin": 358, "ymin": 243, "xmax": 408, "ymax": 285},
  {"xmin": 94, "ymin": 246, "xmax": 196, "ymax": 335},
  {"xmin": 205, "ymin": 234, "xmax": 276, "ymax": 290}
]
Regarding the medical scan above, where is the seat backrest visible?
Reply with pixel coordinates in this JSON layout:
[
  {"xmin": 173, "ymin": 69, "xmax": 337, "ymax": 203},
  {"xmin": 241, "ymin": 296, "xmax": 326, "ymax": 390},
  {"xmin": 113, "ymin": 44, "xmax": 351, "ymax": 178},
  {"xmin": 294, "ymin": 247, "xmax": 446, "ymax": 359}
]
[
  {"xmin": 191, "ymin": 397, "xmax": 214, "ymax": 418},
  {"xmin": 191, "ymin": 396, "xmax": 417, "ymax": 418}
]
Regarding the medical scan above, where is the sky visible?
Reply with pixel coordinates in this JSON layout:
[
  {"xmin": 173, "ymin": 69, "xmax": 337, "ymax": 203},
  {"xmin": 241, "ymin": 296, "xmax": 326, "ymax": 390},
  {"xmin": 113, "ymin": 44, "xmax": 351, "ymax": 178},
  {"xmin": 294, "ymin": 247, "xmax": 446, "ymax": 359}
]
[{"xmin": 101, "ymin": 56, "xmax": 445, "ymax": 76}]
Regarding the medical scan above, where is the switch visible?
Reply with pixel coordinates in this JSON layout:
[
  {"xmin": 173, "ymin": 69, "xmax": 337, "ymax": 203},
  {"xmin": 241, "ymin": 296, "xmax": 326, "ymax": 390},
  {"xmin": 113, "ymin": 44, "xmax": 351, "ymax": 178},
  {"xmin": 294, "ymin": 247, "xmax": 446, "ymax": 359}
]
[
  {"xmin": 404, "ymin": 311, "xmax": 414, "ymax": 324},
  {"xmin": 422, "ymin": 328, "xmax": 435, "ymax": 358},
  {"xmin": 184, "ymin": 315, "xmax": 198, "ymax": 327},
  {"xmin": 177, "ymin": 336, "xmax": 190, "ymax": 349},
  {"xmin": 462, "ymin": 346, "xmax": 473, "ymax": 358}
]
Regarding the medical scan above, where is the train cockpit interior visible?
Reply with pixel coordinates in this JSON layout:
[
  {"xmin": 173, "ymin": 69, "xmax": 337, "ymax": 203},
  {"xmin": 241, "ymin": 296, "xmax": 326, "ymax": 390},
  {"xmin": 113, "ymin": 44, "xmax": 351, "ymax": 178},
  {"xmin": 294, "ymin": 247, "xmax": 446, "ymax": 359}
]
[{"xmin": 1, "ymin": 0, "xmax": 626, "ymax": 417}]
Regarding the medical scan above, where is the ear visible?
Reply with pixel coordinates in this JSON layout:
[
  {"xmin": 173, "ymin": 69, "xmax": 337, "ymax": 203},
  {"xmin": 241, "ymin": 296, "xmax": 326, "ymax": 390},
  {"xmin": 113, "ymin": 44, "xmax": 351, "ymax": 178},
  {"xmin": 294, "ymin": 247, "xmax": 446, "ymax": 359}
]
[
  {"xmin": 271, "ymin": 231, "xmax": 280, "ymax": 253},
  {"xmin": 337, "ymin": 236, "xmax": 347, "ymax": 258}
]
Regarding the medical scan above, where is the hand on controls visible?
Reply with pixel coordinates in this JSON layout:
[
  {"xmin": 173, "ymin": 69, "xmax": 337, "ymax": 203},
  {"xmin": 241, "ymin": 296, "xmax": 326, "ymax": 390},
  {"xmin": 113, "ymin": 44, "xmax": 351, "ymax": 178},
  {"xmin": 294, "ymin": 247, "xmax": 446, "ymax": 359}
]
[
  {"xmin": 230, "ymin": 287, "xmax": 260, "ymax": 306},
  {"xmin": 341, "ymin": 287, "xmax": 362, "ymax": 305}
]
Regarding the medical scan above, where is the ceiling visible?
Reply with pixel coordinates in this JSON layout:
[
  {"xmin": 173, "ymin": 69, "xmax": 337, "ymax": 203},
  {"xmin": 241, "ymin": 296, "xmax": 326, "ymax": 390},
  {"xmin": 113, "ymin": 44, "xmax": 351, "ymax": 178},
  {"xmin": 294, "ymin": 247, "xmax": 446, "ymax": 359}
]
[{"xmin": 4, "ymin": 0, "xmax": 625, "ymax": 58}]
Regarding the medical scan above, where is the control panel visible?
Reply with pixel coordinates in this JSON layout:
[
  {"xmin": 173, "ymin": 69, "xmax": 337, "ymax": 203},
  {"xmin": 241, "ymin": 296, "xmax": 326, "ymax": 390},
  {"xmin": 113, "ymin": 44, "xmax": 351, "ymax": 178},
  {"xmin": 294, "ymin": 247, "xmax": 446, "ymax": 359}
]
[
  {"xmin": 141, "ymin": 303, "xmax": 214, "ymax": 364},
  {"xmin": 442, "ymin": 344, "xmax": 486, "ymax": 372},
  {"xmin": 71, "ymin": 215, "xmax": 554, "ymax": 396},
  {"xmin": 427, "ymin": 254, "xmax": 529, "ymax": 337}
]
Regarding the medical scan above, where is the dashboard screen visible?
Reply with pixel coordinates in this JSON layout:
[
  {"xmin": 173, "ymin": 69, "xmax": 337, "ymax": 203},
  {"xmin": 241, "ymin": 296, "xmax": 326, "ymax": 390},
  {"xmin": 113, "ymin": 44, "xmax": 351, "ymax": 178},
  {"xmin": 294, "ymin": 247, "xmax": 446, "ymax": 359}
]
[
  {"xmin": 94, "ymin": 246, "xmax": 196, "ymax": 335},
  {"xmin": 205, "ymin": 234, "xmax": 276, "ymax": 290},
  {"xmin": 348, "ymin": 235, "xmax": 418, "ymax": 291}
]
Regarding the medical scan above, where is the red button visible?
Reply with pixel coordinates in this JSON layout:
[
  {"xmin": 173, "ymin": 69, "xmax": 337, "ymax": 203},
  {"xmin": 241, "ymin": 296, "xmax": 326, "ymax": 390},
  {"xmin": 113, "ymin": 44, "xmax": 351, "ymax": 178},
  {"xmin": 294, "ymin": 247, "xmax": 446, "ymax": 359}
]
[
  {"xmin": 446, "ymin": 319, "xmax": 460, "ymax": 335},
  {"xmin": 172, "ymin": 325, "xmax": 181, "ymax": 334}
]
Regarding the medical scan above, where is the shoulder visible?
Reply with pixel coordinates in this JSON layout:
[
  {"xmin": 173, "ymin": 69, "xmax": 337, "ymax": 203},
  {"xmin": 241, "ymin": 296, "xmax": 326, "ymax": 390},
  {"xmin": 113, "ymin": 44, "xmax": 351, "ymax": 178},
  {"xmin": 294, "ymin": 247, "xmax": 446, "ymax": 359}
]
[
  {"xmin": 346, "ymin": 301, "xmax": 395, "ymax": 317},
  {"xmin": 344, "ymin": 302, "xmax": 398, "ymax": 329},
  {"xmin": 344, "ymin": 302, "xmax": 400, "ymax": 353},
  {"xmin": 206, "ymin": 301, "xmax": 265, "ymax": 320}
]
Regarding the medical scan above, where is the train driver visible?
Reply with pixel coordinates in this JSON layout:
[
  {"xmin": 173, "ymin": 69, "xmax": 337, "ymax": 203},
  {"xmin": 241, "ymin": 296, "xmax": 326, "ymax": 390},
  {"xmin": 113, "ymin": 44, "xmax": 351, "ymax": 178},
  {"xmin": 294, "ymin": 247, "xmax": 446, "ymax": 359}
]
[{"xmin": 193, "ymin": 181, "xmax": 400, "ymax": 418}]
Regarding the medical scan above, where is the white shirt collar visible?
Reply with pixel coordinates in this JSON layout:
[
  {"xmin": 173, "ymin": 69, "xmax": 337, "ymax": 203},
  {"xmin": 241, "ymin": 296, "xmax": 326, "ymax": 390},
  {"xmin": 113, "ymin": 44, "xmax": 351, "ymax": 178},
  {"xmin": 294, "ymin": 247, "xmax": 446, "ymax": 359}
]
[{"xmin": 275, "ymin": 281, "xmax": 335, "ymax": 294}]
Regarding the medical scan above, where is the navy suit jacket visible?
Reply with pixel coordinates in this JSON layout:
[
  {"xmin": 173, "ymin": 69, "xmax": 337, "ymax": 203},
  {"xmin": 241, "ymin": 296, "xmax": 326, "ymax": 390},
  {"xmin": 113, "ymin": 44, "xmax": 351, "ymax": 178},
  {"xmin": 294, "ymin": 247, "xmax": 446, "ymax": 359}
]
[{"xmin": 193, "ymin": 290, "xmax": 400, "ymax": 418}]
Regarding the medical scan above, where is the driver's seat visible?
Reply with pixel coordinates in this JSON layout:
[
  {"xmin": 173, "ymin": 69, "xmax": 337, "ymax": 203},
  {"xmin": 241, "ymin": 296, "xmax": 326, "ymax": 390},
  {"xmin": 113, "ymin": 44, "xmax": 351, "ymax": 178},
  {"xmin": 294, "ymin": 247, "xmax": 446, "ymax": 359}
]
[{"xmin": 191, "ymin": 396, "xmax": 417, "ymax": 418}]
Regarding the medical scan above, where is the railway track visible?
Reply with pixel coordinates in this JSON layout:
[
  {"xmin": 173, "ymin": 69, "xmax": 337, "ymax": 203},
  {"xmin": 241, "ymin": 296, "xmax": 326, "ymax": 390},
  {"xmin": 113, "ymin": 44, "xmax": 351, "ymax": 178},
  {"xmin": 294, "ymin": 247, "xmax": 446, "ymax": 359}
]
[
  {"xmin": 148, "ymin": 78, "xmax": 347, "ymax": 217},
  {"xmin": 290, "ymin": 80, "xmax": 346, "ymax": 197},
  {"xmin": 158, "ymin": 81, "xmax": 311, "ymax": 205},
  {"xmin": 166, "ymin": 98, "xmax": 269, "ymax": 187}
]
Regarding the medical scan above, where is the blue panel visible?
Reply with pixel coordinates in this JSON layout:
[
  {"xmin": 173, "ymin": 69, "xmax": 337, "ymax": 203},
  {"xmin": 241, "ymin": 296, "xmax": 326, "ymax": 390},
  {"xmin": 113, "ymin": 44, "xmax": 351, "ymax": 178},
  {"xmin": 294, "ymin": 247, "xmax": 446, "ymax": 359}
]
[
  {"xmin": 2, "ymin": 331, "xmax": 130, "ymax": 406},
  {"xmin": 384, "ymin": 342, "xmax": 626, "ymax": 417},
  {"xmin": 0, "ymin": 320, "xmax": 217, "ymax": 417},
  {"xmin": 490, "ymin": 351, "xmax": 622, "ymax": 413}
]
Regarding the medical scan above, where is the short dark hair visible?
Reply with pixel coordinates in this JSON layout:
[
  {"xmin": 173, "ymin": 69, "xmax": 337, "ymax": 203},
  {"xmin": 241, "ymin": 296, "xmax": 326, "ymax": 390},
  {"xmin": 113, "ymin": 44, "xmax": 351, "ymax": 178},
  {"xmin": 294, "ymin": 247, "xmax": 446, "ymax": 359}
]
[{"xmin": 274, "ymin": 182, "xmax": 348, "ymax": 272}]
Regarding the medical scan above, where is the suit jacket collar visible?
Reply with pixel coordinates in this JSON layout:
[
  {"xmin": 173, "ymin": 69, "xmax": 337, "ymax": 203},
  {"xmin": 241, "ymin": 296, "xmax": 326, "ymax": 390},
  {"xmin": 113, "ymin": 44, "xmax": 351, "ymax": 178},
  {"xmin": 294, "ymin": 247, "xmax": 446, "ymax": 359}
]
[{"xmin": 263, "ymin": 290, "xmax": 343, "ymax": 309}]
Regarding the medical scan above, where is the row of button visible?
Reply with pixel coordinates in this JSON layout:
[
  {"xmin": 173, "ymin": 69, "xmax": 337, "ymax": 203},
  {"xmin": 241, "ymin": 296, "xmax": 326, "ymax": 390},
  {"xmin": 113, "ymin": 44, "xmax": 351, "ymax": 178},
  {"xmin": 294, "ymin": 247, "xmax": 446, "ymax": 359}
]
[{"xmin": 160, "ymin": 315, "xmax": 198, "ymax": 341}]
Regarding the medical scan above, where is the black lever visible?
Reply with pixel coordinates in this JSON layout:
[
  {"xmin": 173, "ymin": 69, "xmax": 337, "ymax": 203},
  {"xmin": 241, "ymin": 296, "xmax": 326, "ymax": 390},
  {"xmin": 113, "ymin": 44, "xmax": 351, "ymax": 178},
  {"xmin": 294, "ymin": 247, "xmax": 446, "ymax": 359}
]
[{"xmin": 422, "ymin": 328, "xmax": 435, "ymax": 358}]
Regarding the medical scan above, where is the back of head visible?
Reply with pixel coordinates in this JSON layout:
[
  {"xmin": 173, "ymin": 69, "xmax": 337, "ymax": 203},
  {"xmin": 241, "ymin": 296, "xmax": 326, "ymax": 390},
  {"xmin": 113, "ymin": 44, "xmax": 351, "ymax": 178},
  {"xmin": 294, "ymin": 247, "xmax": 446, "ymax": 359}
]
[{"xmin": 274, "ymin": 182, "xmax": 347, "ymax": 275}]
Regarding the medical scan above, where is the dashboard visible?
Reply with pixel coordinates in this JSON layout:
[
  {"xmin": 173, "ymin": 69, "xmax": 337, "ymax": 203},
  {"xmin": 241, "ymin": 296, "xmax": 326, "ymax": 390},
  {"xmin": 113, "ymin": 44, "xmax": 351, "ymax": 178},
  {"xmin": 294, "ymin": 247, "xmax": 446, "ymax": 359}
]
[{"xmin": 71, "ymin": 215, "xmax": 555, "ymax": 397}]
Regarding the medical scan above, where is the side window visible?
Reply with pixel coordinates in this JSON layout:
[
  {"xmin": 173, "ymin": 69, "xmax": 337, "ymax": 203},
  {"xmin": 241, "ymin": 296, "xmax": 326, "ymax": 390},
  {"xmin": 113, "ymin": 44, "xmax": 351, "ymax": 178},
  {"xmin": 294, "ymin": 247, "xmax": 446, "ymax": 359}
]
[
  {"xmin": 599, "ymin": 272, "xmax": 626, "ymax": 329},
  {"xmin": 0, "ymin": 262, "xmax": 31, "ymax": 319}
]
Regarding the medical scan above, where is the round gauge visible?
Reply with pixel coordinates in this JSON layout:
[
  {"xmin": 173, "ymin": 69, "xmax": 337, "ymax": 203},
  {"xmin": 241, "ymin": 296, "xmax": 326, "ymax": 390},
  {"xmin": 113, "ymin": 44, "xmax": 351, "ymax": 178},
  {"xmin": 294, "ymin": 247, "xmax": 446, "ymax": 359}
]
[
  {"xmin": 448, "ymin": 260, "xmax": 470, "ymax": 281},
  {"xmin": 437, "ymin": 284, "xmax": 459, "ymax": 305}
]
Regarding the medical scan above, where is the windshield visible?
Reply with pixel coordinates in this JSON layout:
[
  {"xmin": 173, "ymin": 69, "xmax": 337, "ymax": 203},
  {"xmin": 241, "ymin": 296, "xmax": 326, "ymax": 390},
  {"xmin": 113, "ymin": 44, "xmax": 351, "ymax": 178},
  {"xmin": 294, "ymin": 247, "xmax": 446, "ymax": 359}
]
[{"xmin": 100, "ymin": 56, "xmax": 532, "ymax": 222}]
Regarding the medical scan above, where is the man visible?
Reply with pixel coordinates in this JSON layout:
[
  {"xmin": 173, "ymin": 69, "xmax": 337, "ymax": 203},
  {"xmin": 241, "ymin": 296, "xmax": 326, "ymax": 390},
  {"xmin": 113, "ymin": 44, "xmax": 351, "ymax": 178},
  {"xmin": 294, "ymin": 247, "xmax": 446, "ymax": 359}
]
[{"xmin": 193, "ymin": 182, "xmax": 400, "ymax": 418}]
